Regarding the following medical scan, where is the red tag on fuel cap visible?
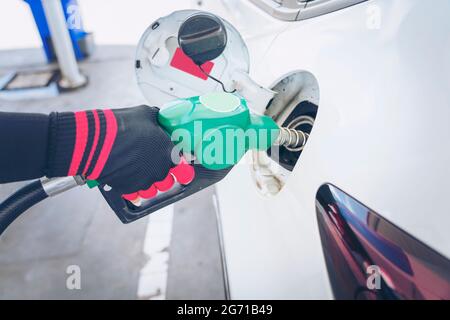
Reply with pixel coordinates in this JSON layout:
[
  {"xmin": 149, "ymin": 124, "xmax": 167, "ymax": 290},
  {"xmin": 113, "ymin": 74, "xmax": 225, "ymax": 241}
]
[{"xmin": 170, "ymin": 48, "xmax": 214, "ymax": 80}]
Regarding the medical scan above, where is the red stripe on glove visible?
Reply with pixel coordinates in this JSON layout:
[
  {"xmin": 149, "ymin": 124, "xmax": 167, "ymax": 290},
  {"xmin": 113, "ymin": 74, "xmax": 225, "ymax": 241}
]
[
  {"xmin": 82, "ymin": 110, "xmax": 100, "ymax": 176},
  {"xmin": 88, "ymin": 109, "xmax": 118, "ymax": 180},
  {"xmin": 67, "ymin": 111, "xmax": 88, "ymax": 176}
]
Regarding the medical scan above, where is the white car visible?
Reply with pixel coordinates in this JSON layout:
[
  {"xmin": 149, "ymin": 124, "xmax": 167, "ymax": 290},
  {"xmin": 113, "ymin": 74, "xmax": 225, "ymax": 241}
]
[{"xmin": 138, "ymin": 0, "xmax": 450, "ymax": 299}]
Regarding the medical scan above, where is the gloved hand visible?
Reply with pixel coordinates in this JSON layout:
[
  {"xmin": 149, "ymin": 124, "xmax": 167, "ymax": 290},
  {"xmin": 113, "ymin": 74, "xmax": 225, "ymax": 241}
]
[{"xmin": 46, "ymin": 106, "xmax": 195, "ymax": 201}]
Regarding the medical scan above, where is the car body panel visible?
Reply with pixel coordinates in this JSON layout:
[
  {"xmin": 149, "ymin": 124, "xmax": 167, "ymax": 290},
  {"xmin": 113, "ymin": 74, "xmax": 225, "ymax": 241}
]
[{"xmin": 198, "ymin": 0, "xmax": 450, "ymax": 299}]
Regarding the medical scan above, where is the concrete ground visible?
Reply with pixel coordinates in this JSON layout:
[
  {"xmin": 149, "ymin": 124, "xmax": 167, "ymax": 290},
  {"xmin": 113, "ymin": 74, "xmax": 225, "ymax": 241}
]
[
  {"xmin": 0, "ymin": 46, "xmax": 225, "ymax": 299},
  {"xmin": 169, "ymin": 187, "xmax": 226, "ymax": 300}
]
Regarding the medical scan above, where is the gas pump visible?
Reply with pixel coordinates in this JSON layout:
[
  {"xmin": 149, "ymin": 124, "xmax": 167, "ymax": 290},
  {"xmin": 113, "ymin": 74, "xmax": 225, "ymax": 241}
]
[{"xmin": 0, "ymin": 10, "xmax": 308, "ymax": 234}]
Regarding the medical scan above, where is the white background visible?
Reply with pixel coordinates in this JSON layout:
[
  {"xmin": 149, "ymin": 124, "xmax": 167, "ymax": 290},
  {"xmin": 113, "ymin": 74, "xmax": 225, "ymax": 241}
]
[{"xmin": 0, "ymin": 0, "xmax": 195, "ymax": 50}]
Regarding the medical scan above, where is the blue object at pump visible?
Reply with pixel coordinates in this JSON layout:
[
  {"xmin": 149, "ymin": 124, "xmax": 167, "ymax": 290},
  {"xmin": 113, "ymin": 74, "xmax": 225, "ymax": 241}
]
[{"xmin": 24, "ymin": 0, "xmax": 91, "ymax": 62}]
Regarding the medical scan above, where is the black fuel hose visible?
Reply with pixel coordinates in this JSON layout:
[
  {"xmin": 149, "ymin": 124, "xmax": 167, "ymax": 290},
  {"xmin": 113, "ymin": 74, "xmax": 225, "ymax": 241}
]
[{"xmin": 0, "ymin": 180, "xmax": 48, "ymax": 236}]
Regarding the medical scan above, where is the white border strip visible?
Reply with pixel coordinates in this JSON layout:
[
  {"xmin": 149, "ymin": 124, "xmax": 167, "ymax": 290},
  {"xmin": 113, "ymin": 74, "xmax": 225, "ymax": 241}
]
[{"xmin": 137, "ymin": 205, "xmax": 174, "ymax": 300}]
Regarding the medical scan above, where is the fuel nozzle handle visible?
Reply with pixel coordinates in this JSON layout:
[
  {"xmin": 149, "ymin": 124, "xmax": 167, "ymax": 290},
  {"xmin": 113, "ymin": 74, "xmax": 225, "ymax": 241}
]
[
  {"xmin": 94, "ymin": 92, "xmax": 312, "ymax": 224},
  {"xmin": 158, "ymin": 92, "xmax": 312, "ymax": 170}
]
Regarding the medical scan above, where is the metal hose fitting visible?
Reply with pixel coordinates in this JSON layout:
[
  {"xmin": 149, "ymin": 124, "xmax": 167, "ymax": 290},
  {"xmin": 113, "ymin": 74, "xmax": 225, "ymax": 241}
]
[
  {"xmin": 274, "ymin": 127, "xmax": 309, "ymax": 152},
  {"xmin": 40, "ymin": 176, "xmax": 85, "ymax": 197}
]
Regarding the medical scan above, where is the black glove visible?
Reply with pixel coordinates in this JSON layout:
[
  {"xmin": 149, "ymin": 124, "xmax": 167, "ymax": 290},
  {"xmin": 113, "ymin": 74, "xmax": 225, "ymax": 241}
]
[{"xmin": 47, "ymin": 105, "xmax": 194, "ymax": 199}]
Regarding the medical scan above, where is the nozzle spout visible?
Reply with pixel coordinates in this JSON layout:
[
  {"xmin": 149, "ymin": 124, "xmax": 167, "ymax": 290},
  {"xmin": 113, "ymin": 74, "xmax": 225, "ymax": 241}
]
[{"xmin": 274, "ymin": 127, "xmax": 309, "ymax": 152}]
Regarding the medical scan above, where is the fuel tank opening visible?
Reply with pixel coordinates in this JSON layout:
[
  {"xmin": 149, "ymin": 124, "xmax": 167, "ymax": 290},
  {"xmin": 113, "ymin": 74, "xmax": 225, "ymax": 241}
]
[
  {"xmin": 268, "ymin": 100, "xmax": 317, "ymax": 171},
  {"xmin": 251, "ymin": 71, "xmax": 319, "ymax": 195}
]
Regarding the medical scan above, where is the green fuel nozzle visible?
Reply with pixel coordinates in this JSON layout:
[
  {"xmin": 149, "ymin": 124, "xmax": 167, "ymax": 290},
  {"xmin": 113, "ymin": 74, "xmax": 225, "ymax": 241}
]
[
  {"xmin": 86, "ymin": 92, "xmax": 308, "ymax": 223},
  {"xmin": 87, "ymin": 92, "xmax": 307, "ymax": 188},
  {"xmin": 158, "ymin": 92, "xmax": 307, "ymax": 170}
]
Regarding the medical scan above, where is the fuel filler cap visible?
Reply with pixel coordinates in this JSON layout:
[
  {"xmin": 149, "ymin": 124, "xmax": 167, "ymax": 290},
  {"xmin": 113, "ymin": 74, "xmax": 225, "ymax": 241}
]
[{"xmin": 135, "ymin": 10, "xmax": 249, "ymax": 107}]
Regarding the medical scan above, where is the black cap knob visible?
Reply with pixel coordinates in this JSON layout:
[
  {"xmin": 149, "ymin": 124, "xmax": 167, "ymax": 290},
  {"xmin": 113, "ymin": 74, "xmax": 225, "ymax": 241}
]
[{"xmin": 178, "ymin": 13, "xmax": 227, "ymax": 65}]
